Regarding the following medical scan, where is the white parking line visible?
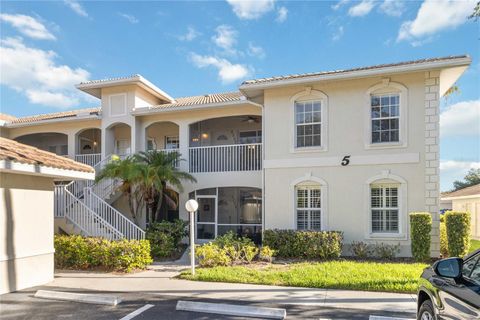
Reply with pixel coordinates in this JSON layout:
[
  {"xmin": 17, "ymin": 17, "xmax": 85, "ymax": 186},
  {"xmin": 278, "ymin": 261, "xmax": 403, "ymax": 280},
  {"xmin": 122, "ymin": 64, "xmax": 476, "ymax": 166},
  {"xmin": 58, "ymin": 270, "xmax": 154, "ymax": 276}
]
[
  {"xmin": 119, "ymin": 304, "xmax": 154, "ymax": 320},
  {"xmin": 369, "ymin": 316, "xmax": 414, "ymax": 320},
  {"xmin": 176, "ymin": 300, "xmax": 286, "ymax": 319}
]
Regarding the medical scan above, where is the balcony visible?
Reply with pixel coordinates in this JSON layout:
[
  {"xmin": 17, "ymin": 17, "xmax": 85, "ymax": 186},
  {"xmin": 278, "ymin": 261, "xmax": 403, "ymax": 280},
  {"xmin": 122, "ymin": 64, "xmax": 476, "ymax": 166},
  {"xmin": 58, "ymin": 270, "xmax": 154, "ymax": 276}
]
[
  {"xmin": 189, "ymin": 143, "xmax": 262, "ymax": 173},
  {"xmin": 75, "ymin": 153, "xmax": 101, "ymax": 167}
]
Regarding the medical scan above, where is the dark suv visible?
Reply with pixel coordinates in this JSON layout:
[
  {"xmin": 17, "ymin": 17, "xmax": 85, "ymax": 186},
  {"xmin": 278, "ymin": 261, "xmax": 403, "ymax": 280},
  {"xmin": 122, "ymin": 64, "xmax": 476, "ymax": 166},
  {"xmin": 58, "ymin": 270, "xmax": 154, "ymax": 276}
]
[{"xmin": 417, "ymin": 249, "xmax": 480, "ymax": 319}]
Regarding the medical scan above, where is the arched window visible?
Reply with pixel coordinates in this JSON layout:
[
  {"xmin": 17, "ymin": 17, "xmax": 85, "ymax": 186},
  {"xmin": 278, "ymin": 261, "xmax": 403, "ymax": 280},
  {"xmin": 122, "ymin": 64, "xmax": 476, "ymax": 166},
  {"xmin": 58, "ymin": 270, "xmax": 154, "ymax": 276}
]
[
  {"xmin": 365, "ymin": 80, "xmax": 408, "ymax": 149},
  {"xmin": 365, "ymin": 171, "xmax": 407, "ymax": 238},
  {"xmin": 290, "ymin": 89, "xmax": 328, "ymax": 151},
  {"xmin": 291, "ymin": 175, "xmax": 328, "ymax": 230}
]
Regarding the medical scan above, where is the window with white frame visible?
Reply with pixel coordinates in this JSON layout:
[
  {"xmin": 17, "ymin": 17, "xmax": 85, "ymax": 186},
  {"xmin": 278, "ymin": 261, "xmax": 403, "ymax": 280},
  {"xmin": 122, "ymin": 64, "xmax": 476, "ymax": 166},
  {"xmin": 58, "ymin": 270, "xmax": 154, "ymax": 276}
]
[
  {"xmin": 371, "ymin": 94, "xmax": 400, "ymax": 143},
  {"xmin": 296, "ymin": 185, "xmax": 321, "ymax": 230},
  {"xmin": 165, "ymin": 136, "xmax": 179, "ymax": 149},
  {"xmin": 370, "ymin": 184, "xmax": 399, "ymax": 233},
  {"xmin": 295, "ymin": 100, "xmax": 321, "ymax": 148}
]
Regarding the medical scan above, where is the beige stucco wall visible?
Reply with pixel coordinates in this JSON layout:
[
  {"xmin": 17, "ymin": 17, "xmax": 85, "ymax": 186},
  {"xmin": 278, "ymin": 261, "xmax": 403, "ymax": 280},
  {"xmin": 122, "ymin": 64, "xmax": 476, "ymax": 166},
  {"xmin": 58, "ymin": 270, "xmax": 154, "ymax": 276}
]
[
  {"xmin": 452, "ymin": 197, "xmax": 480, "ymax": 240},
  {"xmin": 0, "ymin": 173, "xmax": 54, "ymax": 294},
  {"xmin": 262, "ymin": 72, "xmax": 430, "ymax": 256}
]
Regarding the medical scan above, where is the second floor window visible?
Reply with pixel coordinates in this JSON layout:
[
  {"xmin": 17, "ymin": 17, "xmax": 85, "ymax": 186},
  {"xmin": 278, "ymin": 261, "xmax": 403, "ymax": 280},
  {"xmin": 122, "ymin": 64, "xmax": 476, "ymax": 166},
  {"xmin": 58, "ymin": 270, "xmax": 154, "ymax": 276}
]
[
  {"xmin": 371, "ymin": 94, "xmax": 399, "ymax": 144},
  {"xmin": 295, "ymin": 100, "xmax": 321, "ymax": 148}
]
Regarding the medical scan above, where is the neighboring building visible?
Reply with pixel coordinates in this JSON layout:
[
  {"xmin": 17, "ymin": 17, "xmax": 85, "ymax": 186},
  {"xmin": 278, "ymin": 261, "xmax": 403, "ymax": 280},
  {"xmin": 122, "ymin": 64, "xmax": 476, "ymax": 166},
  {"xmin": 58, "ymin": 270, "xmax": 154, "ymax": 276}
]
[
  {"xmin": 442, "ymin": 184, "xmax": 480, "ymax": 240},
  {"xmin": 0, "ymin": 55, "xmax": 471, "ymax": 257},
  {"xmin": 0, "ymin": 137, "xmax": 94, "ymax": 294}
]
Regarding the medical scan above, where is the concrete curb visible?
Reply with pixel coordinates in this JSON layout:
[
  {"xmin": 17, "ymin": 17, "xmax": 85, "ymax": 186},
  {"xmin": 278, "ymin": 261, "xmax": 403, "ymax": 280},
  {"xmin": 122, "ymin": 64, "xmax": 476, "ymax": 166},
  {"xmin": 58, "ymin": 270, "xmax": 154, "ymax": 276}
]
[
  {"xmin": 176, "ymin": 300, "xmax": 286, "ymax": 319},
  {"xmin": 34, "ymin": 290, "xmax": 121, "ymax": 306}
]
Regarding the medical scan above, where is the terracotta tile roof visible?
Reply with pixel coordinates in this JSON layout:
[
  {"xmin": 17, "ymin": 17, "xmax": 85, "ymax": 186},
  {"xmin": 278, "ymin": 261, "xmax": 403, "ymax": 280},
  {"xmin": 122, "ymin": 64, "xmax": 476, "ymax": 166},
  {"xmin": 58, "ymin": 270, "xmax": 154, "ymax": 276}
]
[
  {"xmin": 8, "ymin": 107, "xmax": 101, "ymax": 125},
  {"xmin": 78, "ymin": 74, "xmax": 141, "ymax": 85},
  {"xmin": 0, "ymin": 137, "xmax": 94, "ymax": 173},
  {"xmin": 0, "ymin": 113, "xmax": 17, "ymax": 122},
  {"xmin": 242, "ymin": 55, "xmax": 470, "ymax": 85},
  {"xmin": 443, "ymin": 184, "xmax": 480, "ymax": 198},
  {"xmin": 148, "ymin": 92, "xmax": 245, "ymax": 110}
]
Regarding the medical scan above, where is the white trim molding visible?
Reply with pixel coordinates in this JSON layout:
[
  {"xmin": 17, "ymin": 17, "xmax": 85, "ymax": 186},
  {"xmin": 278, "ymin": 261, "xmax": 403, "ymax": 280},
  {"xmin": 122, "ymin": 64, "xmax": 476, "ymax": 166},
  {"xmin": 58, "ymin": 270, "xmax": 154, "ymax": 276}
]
[
  {"xmin": 290, "ymin": 173, "xmax": 329, "ymax": 231},
  {"xmin": 264, "ymin": 153, "xmax": 419, "ymax": 169},
  {"xmin": 289, "ymin": 88, "xmax": 329, "ymax": 153},
  {"xmin": 0, "ymin": 160, "xmax": 95, "ymax": 180},
  {"xmin": 364, "ymin": 80, "xmax": 408, "ymax": 150},
  {"xmin": 364, "ymin": 170, "xmax": 408, "ymax": 240}
]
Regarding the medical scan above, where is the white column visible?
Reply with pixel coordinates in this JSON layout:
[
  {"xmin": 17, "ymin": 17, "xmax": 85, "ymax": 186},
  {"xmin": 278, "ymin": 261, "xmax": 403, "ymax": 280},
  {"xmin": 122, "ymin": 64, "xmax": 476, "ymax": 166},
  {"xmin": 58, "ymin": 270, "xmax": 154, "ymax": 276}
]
[
  {"xmin": 178, "ymin": 121, "xmax": 190, "ymax": 173},
  {"xmin": 67, "ymin": 132, "xmax": 76, "ymax": 159}
]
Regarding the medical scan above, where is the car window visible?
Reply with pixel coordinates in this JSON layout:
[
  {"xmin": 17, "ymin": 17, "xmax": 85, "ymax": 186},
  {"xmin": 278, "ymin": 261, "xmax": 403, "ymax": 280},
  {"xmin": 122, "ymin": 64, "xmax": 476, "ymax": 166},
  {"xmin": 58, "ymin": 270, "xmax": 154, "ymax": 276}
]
[{"xmin": 462, "ymin": 254, "xmax": 479, "ymax": 284}]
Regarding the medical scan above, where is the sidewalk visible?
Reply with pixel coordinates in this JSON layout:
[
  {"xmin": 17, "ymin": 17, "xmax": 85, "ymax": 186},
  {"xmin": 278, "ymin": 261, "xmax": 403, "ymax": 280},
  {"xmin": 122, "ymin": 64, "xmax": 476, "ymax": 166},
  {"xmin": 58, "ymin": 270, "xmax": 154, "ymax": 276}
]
[{"xmin": 47, "ymin": 263, "xmax": 417, "ymax": 314}]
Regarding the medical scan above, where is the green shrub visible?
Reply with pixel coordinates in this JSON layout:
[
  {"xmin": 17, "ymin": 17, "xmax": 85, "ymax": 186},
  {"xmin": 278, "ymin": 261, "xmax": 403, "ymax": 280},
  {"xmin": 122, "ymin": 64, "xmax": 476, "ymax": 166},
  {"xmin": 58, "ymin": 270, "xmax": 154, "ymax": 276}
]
[
  {"xmin": 445, "ymin": 211, "xmax": 471, "ymax": 257},
  {"xmin": 263, "ymin": 230, "xmax": 343, "ymax": 259},
  {"xmin": 195, "ymin": 243, "xmax": 231, "ymax": 267},
  {"xmin": 241, "ymin": 245, "xmax": 259, "ymax": 263},
  {"xmin": 54, "ymin": 235, "xmax": 152, "ymax": 272},
  {"xmin": 146, "ymin": 220, "xmax": 187, "ymax": 258},
  {"xmin": 259, "ymin": 246, "xmax": 275, "ymax": 262},
  {"xmin": 440, "ymin": 222, "xmax": 449, "ymax": 257},
  {"xmin": 350, "ymin": 241, "xmax": 371, "ymax": 259},
  {"xmin": 371, "ymin": 243, "xmax": 400, "ymax": 260},
  {"xmin": 409, "ymin": 212, "xmax": 432, "ymax": 261}
]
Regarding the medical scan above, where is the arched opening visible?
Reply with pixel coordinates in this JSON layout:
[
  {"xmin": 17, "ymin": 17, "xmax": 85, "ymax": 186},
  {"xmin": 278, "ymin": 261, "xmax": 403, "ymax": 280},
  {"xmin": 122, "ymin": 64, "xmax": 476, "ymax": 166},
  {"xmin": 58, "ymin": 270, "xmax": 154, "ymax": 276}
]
[
  {"xmin": 105, "ymin": 123, "xmax": 131, "ymax": 157},
  {"xmin": 75, "ymin": 128, "xmax": 101, "ymax": 166},
  {"xmin": 14, "ymin": 132, "xmax": 68, "ymax": 156},
  {"xmin": 145, "ymin": 121, "xmax": 179, "ymax": 151},
  {"xmin": 188, "ymin": 187, "xmax": 262, "ymax": 243}
]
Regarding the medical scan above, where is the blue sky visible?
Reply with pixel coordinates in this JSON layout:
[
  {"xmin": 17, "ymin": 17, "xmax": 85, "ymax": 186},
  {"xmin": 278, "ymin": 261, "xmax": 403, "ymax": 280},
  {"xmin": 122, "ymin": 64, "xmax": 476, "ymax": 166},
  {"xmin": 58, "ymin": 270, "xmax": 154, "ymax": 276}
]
[{"xmin": 0, "ymin": 0, "xmax": 479, "ymax": 191}]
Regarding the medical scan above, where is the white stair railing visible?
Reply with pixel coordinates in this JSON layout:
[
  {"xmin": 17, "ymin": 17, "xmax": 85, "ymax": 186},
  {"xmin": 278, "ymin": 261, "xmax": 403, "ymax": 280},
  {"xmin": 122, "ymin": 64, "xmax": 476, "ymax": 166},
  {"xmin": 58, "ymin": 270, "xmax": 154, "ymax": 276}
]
[
  {"xmin": 75, "ymin": 153, "xmax": 102, "ymax": 167},
  {"xmin": 84, "ymin": 187, "xmax": 145, "ymax": 240},
  {"xmin": 59, "ymin": 184, "xmax": 123, "ymax": 240}
]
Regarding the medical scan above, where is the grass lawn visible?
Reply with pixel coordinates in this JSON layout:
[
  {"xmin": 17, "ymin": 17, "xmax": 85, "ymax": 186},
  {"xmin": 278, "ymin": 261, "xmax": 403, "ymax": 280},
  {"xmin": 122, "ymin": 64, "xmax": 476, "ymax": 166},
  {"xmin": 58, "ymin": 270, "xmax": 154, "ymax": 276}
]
[
  {"xmin": 180, "ymin": 260, "xmax": 428, "ymax": 294},
  {"xmin": 470, "ymin": 239, "xmax": 480, "ymax": 253}
]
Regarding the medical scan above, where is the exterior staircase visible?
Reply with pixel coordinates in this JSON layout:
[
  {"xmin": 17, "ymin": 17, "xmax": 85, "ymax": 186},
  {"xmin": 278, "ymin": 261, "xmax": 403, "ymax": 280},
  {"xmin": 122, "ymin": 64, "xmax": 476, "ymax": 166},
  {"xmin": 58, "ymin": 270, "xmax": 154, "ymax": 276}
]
[{"xmin": 54, "ymin": 154, "xmax": 145, "ymax": 240}]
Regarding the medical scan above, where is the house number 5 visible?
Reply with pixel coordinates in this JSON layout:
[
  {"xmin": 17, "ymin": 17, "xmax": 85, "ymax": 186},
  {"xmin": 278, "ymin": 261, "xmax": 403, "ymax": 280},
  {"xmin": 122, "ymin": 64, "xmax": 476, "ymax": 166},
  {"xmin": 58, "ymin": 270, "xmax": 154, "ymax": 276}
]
[{"xmin": 341, "ymin": 155, "xmax": 351, "ymax": 166}]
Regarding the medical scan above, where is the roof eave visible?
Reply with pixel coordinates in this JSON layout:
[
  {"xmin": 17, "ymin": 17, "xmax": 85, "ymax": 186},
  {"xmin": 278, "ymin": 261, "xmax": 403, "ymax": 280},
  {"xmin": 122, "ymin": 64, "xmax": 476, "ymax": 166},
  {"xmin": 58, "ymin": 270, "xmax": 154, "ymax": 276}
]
[
  {"xmin": 76, "ymin": 76, "xmax": 175, "ymax": 103},
  {"xmin": 131, "ymin": 99, "xmax": 262, "ymax": 116},
  {"xmin": 5, "ymin": 114, "xmax": 101, "ymax": 128},
  {"xmin": 0, "ymin": 160, "xmax": 95, "ymax": 180},
  {"xmin": 240, "ymin": 56, "xmax": 472, "ymax": 94}
]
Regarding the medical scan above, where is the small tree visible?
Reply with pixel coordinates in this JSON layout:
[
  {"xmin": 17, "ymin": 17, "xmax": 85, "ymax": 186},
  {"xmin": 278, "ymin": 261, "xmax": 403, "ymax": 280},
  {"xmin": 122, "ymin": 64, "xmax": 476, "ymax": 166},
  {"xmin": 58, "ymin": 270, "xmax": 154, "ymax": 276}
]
[{"xmin": 452, "ymin": 168, "xmax": 480, "ymax": 191}]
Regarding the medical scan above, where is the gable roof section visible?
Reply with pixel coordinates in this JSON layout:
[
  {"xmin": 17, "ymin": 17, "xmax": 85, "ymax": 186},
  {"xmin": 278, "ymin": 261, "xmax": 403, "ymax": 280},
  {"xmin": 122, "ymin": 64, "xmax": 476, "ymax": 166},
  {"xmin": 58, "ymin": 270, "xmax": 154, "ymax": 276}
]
[
  {"xmin": 241, "ymin": 55, "xmax": 471, "ymax": 87},
  {"xmin": 442, "ymin": 184, "xmax": 480, "ymax": 199},
  {"xmin": 145, "ymin": 92, "xmax": 245, "ymax": 110},
  {"xmin": 0, "ymin": 137, "xmax": 94, "ymax": 174},
  {"xmin": 7, "ymin": 107, "xmax": 100, "ymax": 126}
]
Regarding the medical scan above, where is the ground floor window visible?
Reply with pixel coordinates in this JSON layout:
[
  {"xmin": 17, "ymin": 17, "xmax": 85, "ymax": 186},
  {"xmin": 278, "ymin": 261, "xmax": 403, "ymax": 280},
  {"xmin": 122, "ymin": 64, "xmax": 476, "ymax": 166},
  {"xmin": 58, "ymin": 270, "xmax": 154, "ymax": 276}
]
[
  {"xmin": 370, "ymin": 185, "xmax": 399, "ymax": 233},
  {"xmin": 295, "ymin": 185, "xmax": 321, "ymax": 230},
  {"xmin": 189, "ymin": 187, "xmax": 262, "ymax": 243}
]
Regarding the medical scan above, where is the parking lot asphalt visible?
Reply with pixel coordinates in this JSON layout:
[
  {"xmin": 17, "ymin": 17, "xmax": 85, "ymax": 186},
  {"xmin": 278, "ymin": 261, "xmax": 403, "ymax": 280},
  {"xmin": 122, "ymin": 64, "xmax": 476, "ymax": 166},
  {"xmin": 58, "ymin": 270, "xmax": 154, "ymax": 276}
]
[{"xmin": 0, "ymin": 287, "xmax": 416, "ymax": 320}]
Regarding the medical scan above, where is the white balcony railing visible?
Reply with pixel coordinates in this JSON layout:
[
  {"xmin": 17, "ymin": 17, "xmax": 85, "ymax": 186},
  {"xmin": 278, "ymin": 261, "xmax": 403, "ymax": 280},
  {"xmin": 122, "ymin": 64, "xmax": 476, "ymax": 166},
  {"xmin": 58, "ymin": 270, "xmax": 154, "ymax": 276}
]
[
  {"xmin": 75, "ymin": 153, "xmax": 101, "ymax": 167},
  {"xmin": 189, "ymin": 143, "xmax": 262, "ymax": 173}
]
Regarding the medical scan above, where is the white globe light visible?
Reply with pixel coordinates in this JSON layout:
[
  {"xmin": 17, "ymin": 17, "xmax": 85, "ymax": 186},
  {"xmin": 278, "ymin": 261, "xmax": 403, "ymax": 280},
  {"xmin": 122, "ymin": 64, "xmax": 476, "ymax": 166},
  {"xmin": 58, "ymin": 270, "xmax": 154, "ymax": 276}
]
[{"xmin": 185, "ymin": 199, "xmax": 199, "ymax": 212}]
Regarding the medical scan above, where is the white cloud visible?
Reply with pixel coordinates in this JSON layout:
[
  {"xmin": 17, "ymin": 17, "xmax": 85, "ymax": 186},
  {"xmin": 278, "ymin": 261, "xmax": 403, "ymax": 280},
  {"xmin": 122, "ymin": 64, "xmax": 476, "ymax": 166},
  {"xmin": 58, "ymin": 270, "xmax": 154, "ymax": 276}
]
[
  {"xmin": 332, "ymin": 0, "xmax": 350, "ymax": 11},
  {"xmin": 190, "ymin": 53, "xmax": 250, "ymax": 84},
  {"xmin": 226, "ymin": 0, "xmax": 275, "ymax": 20},
  {"xmin": 0, "ymin": 13, "xmax": 55, "ymax": 40},
  {"xmin": 64, "ymin": 0, "xmax": 88, "ymax": 17},
  {"xmin": 440, "ymin": 160, "xmax": 480, "ymax": 171},
  {"xmin": 212, "ymin": 25, "xmax": 238, "ymax": 54},
  {"xmin": 397, "ymin": 0, "xmax": 475, "ymax": 42},
  {"xmin": 276, "ymin": 6, "xmax": 288, "ymax": 22},
  {"xmin": 440, "ymin": 100, "xmax": 480, "ymax": 137},
  {"xmin": 332, "ymin": 26, "xmax": 345, "ymax": 41},
  {"xmin": 118, "ymin": 13, "xmax": 139, "ymax": 24},
  {"xmin": 0, "ymin": 37, "xmax": 90, "ymax": 108},
  {"xmin": 379, "ymin": 0, "xmax": 405, "ymax": 17},
  {"xmin": 348, "ymin": 0, "xmax": 375, "ymax": 17},
  {"xmin": 247, "ymin": 42, "xmax": 266, "ymax": 59},
  {"xmin": 178, "ymin": 26, "xmax": 200, "ymax": 41}
]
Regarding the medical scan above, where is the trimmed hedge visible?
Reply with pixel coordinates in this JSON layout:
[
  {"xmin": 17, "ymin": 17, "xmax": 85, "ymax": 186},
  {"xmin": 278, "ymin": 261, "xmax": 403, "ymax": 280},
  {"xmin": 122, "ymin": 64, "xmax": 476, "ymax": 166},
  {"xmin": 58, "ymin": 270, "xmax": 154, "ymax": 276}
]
[
  {"xmin": 263, "ymin": 229, "xmax": 343, "ymax": 259},
  {"xmin": 54, "ymin": 235, "xmax": 153, "ymax": 272},
  {"xmin": 440, "ymin": 222, "xmax": 448, "ymax": 257},
  {"xmin": 146, "ymin": 220, "xmax": 188, "ymax": 258},
  {"xmin": 445, "ymin": 211, "xmax": 471, "ymax": 257},
  {"xmin": 409, "ymin": 212, "xmax": 432, "ymax": 261}
]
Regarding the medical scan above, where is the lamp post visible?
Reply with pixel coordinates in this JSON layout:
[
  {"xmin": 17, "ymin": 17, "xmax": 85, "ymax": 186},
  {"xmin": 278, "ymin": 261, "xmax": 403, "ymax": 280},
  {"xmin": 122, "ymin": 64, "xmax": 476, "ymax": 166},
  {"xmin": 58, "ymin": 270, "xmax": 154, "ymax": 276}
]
[{"xmin": 185, "ymin": 199, "xmax": 199, "ymax": 276}]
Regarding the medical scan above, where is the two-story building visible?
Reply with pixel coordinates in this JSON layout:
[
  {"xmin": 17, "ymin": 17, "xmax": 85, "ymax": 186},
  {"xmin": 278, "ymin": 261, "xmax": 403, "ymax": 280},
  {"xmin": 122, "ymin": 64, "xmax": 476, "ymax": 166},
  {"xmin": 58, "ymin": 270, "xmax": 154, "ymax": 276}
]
[{"xmin": 0, "ymin": 55, "xmax": 471, "ymax": 257}]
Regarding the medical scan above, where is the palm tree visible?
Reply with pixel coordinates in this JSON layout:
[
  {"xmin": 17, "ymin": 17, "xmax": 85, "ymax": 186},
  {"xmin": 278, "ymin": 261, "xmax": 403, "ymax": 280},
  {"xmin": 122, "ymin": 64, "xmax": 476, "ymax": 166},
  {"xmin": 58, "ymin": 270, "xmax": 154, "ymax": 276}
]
[
  {"xmin": 135, "ymin": 150, "xmax": 196, "ymax": 222},
  {"xmin": 95, "ymin": 156, "xmax": 145, "ymax": 224}
]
